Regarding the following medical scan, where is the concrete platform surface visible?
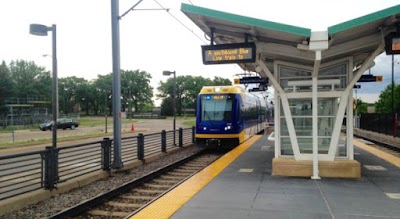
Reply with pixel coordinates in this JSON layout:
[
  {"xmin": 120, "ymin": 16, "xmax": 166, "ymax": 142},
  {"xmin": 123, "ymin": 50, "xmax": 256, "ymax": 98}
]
[{"xmin": 167, "ymin": 135, "xmax": 400, "ymax": 219}]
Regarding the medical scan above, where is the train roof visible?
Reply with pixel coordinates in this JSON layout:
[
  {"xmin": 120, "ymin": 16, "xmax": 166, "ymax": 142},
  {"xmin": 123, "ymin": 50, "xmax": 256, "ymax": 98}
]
[{"xmin": 199, "ymin": 85, "xmax": 246, "ymax": 94}]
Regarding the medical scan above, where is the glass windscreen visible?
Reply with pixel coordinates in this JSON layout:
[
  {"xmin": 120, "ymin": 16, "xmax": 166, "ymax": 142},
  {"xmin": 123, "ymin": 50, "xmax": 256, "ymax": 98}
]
[{"xmin": 201, "ymin": 94, "xmax": 234, "ymax": 121}]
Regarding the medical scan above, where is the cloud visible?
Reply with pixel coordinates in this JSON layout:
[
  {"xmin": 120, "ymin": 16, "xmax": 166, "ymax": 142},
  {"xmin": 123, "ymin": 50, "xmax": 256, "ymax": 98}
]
[{"xmin": 356, "ymin": 54, "xmax": 400, "ymax": 100}]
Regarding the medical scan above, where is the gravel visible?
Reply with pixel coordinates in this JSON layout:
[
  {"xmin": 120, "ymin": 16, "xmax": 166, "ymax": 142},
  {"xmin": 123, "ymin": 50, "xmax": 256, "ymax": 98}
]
[{"xmin": 1, "ymin": 145, "xmax": 202, "ymax": 219}]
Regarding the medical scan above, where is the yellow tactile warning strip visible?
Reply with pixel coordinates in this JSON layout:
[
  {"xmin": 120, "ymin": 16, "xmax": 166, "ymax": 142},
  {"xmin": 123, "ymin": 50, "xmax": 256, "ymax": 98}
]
[
  {"xmin": 353, "ymin": 139, "xmax": 400, "ymax": 168},
  {"xmin": 129, "ymin": 135, "xmax": 262, "ymax": 219}
]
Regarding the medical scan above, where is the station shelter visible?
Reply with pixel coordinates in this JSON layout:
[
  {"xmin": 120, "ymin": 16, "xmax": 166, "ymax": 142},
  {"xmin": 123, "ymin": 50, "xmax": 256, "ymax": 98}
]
[{"xmin": 181, "ymin": 3, "xmax": 400, "ymax": 178}]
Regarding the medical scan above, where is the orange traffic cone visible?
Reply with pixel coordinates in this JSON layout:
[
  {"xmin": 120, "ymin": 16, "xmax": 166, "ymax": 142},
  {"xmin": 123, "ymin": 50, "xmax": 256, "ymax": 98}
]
[{"xmin": 131, "ymin": 123, "xmax": 135, "ymax": 132}]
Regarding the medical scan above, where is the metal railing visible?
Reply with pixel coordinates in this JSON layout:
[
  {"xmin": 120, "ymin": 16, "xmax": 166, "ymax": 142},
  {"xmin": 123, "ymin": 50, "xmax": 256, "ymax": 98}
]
[
  {"xmin": 360, "ymin": 113, "xmax": 397, "ymax": 137},
  {"xmin": 0, "ymin": 127, "xmax": 195, "ymax": 201}
]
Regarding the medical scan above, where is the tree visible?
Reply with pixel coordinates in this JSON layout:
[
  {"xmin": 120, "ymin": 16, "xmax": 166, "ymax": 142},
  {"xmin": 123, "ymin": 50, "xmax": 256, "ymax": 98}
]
[
  {"xmin": 9, "ymin": 60, "xmax": 51, "ymax": 99},
  {"xmin": 0, "ymin": 59, "xmax": 159, "ymax": 118},
  {"xmin": 210, "ymin": 76, "xmax": 232, "ymax": 86},
  {"xmin": 354, "ymin": 98, "xmax": 368, "ymax": 115},
  {"xmin": 157, "ymin": 75, "xmax": 231, "ymax": 116},
  {"xmin": 59, "ymin": 76, "xmax": 88, "ymax": 115},
  {"xmin": 375, "ymin": 84, "xmax": 400, "ymax": 113},
  {"xmin": 0, "ymin": 61, "xmax": 15, "ymax": 115},
  {"xmin": 75, "ymin": 82, "xmax": 95, "ymax": 116},
  {"xmin": 121, "ymin": 70, "xmax": 153, "ymax": 114},
  {"xmin": 94, "ymin": 74, "xmax": 113, "ymax": 116}
]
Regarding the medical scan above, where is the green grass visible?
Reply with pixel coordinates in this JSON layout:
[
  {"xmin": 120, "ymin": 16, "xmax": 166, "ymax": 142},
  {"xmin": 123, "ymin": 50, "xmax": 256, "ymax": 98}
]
[
  {"xmin": 78, "ymin": 117, "xmax": 138, "ymax": 127},
  {"xmin": 183, "ymin": 120, "xmax": 195, "ymax": 126},
  {"xmin": 0, "ymin": 117, "xmax": 138, "ymax": 132},
  {"xmin": 0, "ymin": 131, "xmax": 108, "ymax": 148},
  {"xmin": 0, "ymin": 116, "xmax": 196, "ymax": 148}
]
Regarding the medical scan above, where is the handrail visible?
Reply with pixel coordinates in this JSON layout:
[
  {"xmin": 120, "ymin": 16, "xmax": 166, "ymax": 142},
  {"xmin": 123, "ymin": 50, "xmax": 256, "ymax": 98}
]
[{"xmin": 0, "ymin": 127, "xmax": 195, "ymax": 201}]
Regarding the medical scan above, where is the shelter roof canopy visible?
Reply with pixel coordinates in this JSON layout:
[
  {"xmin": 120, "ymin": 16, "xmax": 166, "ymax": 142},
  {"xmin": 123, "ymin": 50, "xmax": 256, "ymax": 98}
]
[{"xmin": 181, "ymin": 3, "xmax": 400, "ymax": 71}]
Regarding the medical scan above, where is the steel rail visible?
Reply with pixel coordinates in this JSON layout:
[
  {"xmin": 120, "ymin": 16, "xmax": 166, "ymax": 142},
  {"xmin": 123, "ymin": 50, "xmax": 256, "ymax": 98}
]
[{"xmin": 48, "ymin": 149, "xmax": 206, "ymax": 219}]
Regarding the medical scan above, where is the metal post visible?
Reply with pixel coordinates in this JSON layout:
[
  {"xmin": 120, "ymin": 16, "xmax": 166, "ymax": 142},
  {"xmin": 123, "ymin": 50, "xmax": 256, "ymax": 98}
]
[
  {"xmin": 29, "ymin": 23, "xmax": 58, "ymax": 148},
  {"xmin": 51, "ymin": 24, "xmax": 58, "ymax": 149},
  {"xmin": 192, "ymin": 126, "xmax": 195, "ymax": 143},
  {"xmin": 392, "ymin": 54, "xmax": 395, "ymax": 137},
  {"xmin": 355, "ymin": 89, "xmax": 358, "ymax": 128},
  {"xmin": 101, "ymin": 138, "xmax": 111, "ymax": 170},
  {"xmin": 10, "ymin": 106, "xmax": 13, "ymax": 126},
  {"xmin": 179, "ymin": 128, "xmax": 183, "ymax": 147},
  {"xmin": 311, "ymin": 69, "xmax": 320, "ymax": 179},
  {"xmin": 137, "ymin": 133, "xmax": 144, "ymax": 160},
  {"xmin": 173, "ymin": 72, "xmax": 176, "ymax": 146},
  {"xmin": 105, "ymin": 92, "xmax": 108, "ymax": 133},
  {"xmin": 111, "ymin": 0, "xmax": 123, "ymax": 168},
  {"xmin": 44, "ymin": 146, "xmax": 58, "ymax": 189},
  {"xmin": 161, "ymin": 130, "xmax": 166, "ymax": 152}
]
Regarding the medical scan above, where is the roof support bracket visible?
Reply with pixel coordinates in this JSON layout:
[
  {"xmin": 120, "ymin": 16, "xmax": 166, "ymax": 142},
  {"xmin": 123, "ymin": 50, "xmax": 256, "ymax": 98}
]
[{"xmin": 210, "ymin": 27, "xmax": 214, "ymax": 45}]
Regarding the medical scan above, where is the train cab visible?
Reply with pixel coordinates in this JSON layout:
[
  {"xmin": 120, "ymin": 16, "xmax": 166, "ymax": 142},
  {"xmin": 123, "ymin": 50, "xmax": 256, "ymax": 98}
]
[{"xmin": 195, "ymin": 85, "xmax": 267, "ymax": 148}]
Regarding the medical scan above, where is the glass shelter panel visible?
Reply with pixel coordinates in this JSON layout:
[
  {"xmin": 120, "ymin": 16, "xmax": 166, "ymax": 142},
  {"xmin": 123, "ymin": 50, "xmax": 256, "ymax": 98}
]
[
  {"xmin": 279, "ymin": 63, "xmax": 348, "ymax": 93},
  {"xmin": 279, "ymin": 97, "xmax": 340, "ymax": 156},
  {"xmin": 277, "ymin": 62, "xmax": 350, "ymax": 158}
]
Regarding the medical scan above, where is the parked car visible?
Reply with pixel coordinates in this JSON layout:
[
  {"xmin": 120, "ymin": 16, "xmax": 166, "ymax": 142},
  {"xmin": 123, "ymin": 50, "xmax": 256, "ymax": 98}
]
[{"xmin": 39, "ymin": 118, "xmax": 79, "ymax": 131}]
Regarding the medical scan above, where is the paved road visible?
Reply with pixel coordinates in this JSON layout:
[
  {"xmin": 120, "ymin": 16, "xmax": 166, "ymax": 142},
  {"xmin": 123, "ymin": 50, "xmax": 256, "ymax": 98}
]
[{"xmin": 0, "ymin": 119, "xmax": 193, "ymax": 155}]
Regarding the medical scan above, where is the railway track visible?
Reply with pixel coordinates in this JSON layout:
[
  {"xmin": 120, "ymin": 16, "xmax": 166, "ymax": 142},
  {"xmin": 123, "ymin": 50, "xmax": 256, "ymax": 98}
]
[
  {"xmin": 49, "ymin": 150, "xmax": 223, "ymax": 219},
  {"xmin": 354, "ymin": 134, "xmax": 400, "ymax": 157}
]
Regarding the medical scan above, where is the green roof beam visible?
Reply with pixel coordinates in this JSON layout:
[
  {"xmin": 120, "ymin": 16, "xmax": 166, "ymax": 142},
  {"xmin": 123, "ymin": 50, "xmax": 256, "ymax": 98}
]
[{"xmin": 181, "ymin": 3, "xmax": 311, "ymax": 37}]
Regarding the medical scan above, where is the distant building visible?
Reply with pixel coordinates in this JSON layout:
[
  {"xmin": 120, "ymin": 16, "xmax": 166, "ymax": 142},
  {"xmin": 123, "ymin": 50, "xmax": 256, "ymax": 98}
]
[{"xmin": 367, "ymin": 106, "xmax": 376, "ymax": 113}]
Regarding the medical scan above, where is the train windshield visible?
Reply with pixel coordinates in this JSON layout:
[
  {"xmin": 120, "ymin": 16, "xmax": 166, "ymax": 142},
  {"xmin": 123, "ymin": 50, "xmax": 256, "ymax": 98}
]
[{"xmin": 200, "ymin": 94, "xmax": 234, "ymax": 121}]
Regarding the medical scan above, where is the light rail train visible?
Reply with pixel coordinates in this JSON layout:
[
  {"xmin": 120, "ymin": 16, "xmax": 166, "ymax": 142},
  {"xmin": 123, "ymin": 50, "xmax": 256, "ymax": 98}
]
[{"xmin": 195, "ymin": 85, "xmax": 268, "ymax": 148}]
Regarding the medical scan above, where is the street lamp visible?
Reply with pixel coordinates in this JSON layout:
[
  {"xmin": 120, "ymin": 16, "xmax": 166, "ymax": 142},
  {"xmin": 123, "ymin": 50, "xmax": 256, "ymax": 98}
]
[
  {"xmin": 163, "ymin": 70, "xmax": 176, "ymax": 146},
  {"xmin": 30, "ymin": 23, "xmax": 58, "ymax": 148}
]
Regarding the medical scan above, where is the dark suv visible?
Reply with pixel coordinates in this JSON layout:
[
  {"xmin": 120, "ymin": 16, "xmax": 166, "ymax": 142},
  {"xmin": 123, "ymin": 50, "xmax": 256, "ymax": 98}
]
[{"xmin": 39, "ymin": 118, "xmax": 79, "ymax": 131}]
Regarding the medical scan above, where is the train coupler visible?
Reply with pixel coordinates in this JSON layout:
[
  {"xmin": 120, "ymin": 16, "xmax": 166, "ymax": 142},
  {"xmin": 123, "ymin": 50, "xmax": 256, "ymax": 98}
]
[{"xmin": 206, "ymin": 139, "xmax": 221, "ymax": 146}]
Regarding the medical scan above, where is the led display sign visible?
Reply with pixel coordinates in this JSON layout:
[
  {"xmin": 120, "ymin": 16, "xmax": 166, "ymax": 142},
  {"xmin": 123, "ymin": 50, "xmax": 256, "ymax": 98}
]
[
  {"xmin": 204, "ymin": 95, "xmax": 226, "ymax": 100},
  {"xmin": 201, "ymin": 42, "xmax": 256, "ymax": 65},
  {"xmin": 357, "ymin": 74, "xmax": 383, "ymax": 82},
  {"xmin": 392, "ymin": 37, "xmax": 400, "ymax": 51},
  {"xmin": 385, "ymin": 32, "xmax": 400, "ymax": 55}
]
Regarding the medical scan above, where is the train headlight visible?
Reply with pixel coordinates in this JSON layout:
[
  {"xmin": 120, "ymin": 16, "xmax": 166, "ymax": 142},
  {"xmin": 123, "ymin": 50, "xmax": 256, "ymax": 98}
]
[
  {"xmin": 198, "ymin": 126, "xmax": 207, "ymax": 131},
  {"xmin": 224, "ymin": 125, "xmax": 231, "ymax": 131}
]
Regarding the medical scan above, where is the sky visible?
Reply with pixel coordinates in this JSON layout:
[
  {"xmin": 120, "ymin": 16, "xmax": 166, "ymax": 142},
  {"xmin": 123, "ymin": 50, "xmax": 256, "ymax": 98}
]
[{"xmin": 1, "ymin": 0, "xmax": 400, "ymax": 105}]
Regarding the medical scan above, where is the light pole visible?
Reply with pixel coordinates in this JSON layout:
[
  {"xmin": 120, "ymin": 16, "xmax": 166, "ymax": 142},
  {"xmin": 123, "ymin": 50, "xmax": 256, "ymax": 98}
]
[
  {"xmin": 392, "ymin": 54, "xmax": 395, "ymax": 115},
  {"xmin": 105, "ymin": 92, "xmax": 108, "ymax": 133},
  {"xmin": 392, "ymin": 54, "xmax": 396, "ymax": 137},
  {"xmin": 163, "ymin": 70, "xmax": 176, "ymax": 146},
  {"xmin": 30, "ymin": 23, "xmax": 58, "ymax": 148}
]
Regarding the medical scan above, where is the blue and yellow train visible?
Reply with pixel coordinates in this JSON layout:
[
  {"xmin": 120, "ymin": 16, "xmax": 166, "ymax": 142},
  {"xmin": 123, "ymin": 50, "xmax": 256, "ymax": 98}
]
[{"xmin": 195, "ymin": 85, "xmax": 267, "ymax": 148}]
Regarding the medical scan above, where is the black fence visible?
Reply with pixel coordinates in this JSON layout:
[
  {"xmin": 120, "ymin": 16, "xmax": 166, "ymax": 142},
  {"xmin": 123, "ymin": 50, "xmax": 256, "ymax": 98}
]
[
  {"xmin": 0, "ymin": 127, "xmax": 195, "ymax": 201},
  {"xmin": 359, "ymin": 113, "xmax": 398, "ymax": 137}
]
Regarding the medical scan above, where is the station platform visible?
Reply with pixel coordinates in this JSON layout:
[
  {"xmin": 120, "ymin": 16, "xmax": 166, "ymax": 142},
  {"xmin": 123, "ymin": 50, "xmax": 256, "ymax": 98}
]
[{"xmin": 130, "ymin": 135, "xmax": 400, "ymax": 219}]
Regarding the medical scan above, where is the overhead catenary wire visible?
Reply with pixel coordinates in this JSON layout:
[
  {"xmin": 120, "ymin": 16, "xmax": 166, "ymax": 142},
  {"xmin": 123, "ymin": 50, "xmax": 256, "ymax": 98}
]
[
  {"xmin": 120, "ymin": 0, "xmax": 145, "ymax": 19},
  {"xmin": 153, "ymin": 0, "xmax": 243, "ymax": 72},
  {"xmin": 121, "ymin": 0, "xmax": 244, "ymax": 72},
  {"xmin": 153, "ymin": 0, "xmax": 207, "ymax": 44}
]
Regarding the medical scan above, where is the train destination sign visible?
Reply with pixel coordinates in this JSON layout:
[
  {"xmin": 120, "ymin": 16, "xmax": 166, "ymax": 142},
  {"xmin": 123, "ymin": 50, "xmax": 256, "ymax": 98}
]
[
  {"xmin": 357, "ymin": 74, "xmax": 383, "ymax": 82},
  {"xmin": 234, "ymin": 76, "xmax": 268, "ymax": 85},
  {"xmin": 202, "ymin": 42, "xmax": 256, "ymax": 65},
  {"xmin": 385, "ymin": 32, "xmax": 400, "ymax": 55}
]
